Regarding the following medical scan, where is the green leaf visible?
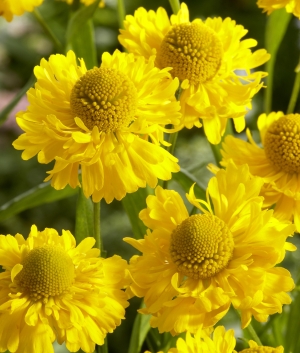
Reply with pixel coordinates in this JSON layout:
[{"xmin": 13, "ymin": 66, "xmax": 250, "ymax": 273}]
[
  {"xmin": 66, "ymin": 0, "xmax": 101, "ymax": 44},
  {"xmin": 0, "ymin": 75, "xmax": 35, "ymax": 126},
  {"xmin": 284, "ymin": 289, "xmax": 300, "ymax": 353},
  {"xmin": 122, "ymin": 187, "xmax": 153, "ymax": 239},
  {"xmin": 172, "ymin": 168, "xmax": 206, "ymax": 201},
  {"xmin": 128, "ymin": 312, "xmax": 151, "ymax": 353},
  {"xmin": 74, "ymin": 188, "xmax": 94, "ymax": 244},
  {"xmin": 265, "ymin": 9, "xmax": 291, "ymax": 56},
  {"xmin": 69, "ymin": 19, "xmax": 97, "ymax": 70},
  {"xmin": 264, "ymin": 8, "xmax": 291, "ymax": 113},
  {"xmin": 0, "ymin": 182, "xmax": 78, "ymax": 221}
]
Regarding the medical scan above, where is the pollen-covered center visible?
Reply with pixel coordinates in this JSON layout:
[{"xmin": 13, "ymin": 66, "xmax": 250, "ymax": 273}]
[
  {"xmin": 156, "ymin": 22, "xmax": 223, "ymax": 85},
  {"xmin": 70, "ymin": 67, "xmax": 138, "ymax": 131},
  {"xmin": 264, "ymin": 114, "xmax": 300, "ymax": 174},
  {"xmin": 170, "ymin": 214, "xmax": 234, "ymax": 279},
  {"xmin": 16, "ymin": 244, "xmax": 75, "ymax": 301}
]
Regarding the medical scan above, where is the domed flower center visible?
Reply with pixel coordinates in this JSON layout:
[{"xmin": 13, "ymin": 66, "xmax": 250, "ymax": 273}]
[
  {"xmin": 70, "ymin": 67, "xmax": 138, "ymax": 131},
  {"xmin": 156, "ymin": 22, "xmax": 223, "ymax": 85},
  {"xmin": 264, "ymin": 114, "xmax": 300, "ymax": 174},
  {"xmin": 16, "ymin": 244, "xmax": 75, "ymax": 301},
  {"xmin": 170, "ymin": 214, "xmax": 234, "ymax": 279},
  {"xmin": 239, "ymin": 346, "xmax": 282, "ymax": 353}
]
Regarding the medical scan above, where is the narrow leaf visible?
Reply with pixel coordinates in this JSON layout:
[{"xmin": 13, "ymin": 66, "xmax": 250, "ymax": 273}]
[
  {"xmin": 128, "ymin": 312, "xmax": 151, "ymax": 353},
  {"xmin": 66, "ymin": 0, "xmax": 101, "ymax": 43},
  {"xmin": 74, "ymin": 188, "xmax": 94, "ymax": 244},
  {"xmin": 264, "ymin": 8, "xmax": 291, "ymax": 112},
  {"xmin": 0, "ymin": 182, "xmax": 78, "ymax": 221},
  {"xmin": 122, "ymin": 187, "xmax": 153, "ymax": 239},
  {"xmin": 69, "ymin": 19, "xmax": 97, "ymax": 69},
  {"xmin": 172, "ymin": 168, "xmax": 206, "ymax": 200},
  {"xmin": 0, "ymin": 75, "xmax": 35, "ymax": 126}
]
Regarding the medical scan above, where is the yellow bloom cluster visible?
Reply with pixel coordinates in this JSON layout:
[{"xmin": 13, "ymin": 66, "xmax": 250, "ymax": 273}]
[
  {"xmin": 2, "ymin": 0, "xmax": 298, "ymax": 352},
  {"xmin": 0, "ymin": 225, "xmax": 129, "ymax": 353},
  {"xmin": 119, "ymin": 3, "xmax": 270, "ymax": 144},
  {"xmin": 0, "ymin": 0, "xmax": 43, "ymax": 21},
  {"xmin": 257, "ymin": 0, "xmax": 300, "ymax": 18},
  {"xmin": 125, "ymin": 162, "xmax": 295, "ymax": 334}
]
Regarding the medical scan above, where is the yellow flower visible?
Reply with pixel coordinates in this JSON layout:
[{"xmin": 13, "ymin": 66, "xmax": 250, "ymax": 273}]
[
  {"xmin": 257, "ymin": 0, "xmax": 300, "ymax": 18},
  {"xmin": 0, "ymin": 225, "xmax": 129, "ymax": 353},
  {"xmin": 238, "ymin": 340, "xmax": 284, "ymax": 353},
  {"xmin": 118, "ymin": 3, "xmax": 270, "ymax": 144},
  {"xmin": 124, "ymin": 162, "xmax": 295, "ymax": 334},
  {"xmin": 221, "ymin": 112, "xmax": 300, "ymax": 232},
  {"xmin": 61, "ymin": 0, "xmax": 105, "ymax": 7},
  {"xmin": 13, "ymin": 50, "xmax": 181, "ymax": 203},
  {"xmin": 145, "ymin": 326, "xmax": 236, "ymax": 353},
  {"xmin": 0, "ymin": 0, "xmax": 43, "ymax": 21}
]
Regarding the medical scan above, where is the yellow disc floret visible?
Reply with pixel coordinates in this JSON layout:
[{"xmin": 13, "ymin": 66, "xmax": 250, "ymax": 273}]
[
  {"xmin": 156, "ymin": 22, "xmax": 223, "ymax": 84},
  {"xmin": 170, "ymin": 214, "xmax": 234, "ymax": 279},
  {"xmin": 70, "ymin": 67, "xmax": 138, "ymax": 131},
  {"xmin": 16, "ymin": 244, "xmax": 75, "ymax": 301},
  {"xmin": 264, "ymin": 114, "xmax": 300, "ymax": 174}
]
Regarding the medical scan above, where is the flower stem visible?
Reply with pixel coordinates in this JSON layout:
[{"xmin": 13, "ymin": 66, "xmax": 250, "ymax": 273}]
[
  {"xmin": 168, "ymin": 0, "xmax": 181, "ymax": 14},
  {"xmin": 287, "ymin": 60, "xmax": 300, "ymax": 114},
  {"xmin": 117, "ymin": 0, "xmax": 126, "ymax": 29},
  {"xmin": 246, "ymin": 322, "xmax": 263, "ymax": 346},
  {"xmin": 32, "ymin": 9, "xmax": 64, "ymax": 53},
  {"xmin": 96, "ymin": 339, "xmax": 108, "ymax": 353},
  {"xmin": 93, "ymin": 201, "xmax": 101, "ymax": 255}
]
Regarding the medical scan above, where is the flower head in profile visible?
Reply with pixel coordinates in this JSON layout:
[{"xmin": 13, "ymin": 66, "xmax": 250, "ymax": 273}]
[
  {"xmin": 257, "ymin": 0, "xmax": 300, "ymax": 18},
  {"xmin": 145, "ymin": 326, "xmax": 236, "ymax": 353},
  {"xmin": 124, "ymin": 162, "xmax": 295, "ymax": 334},
  {"xmin": 0, "ymin": 225, "xmax": 129, "ymax": 353},
  {"xmin": 13, "ymin": 50, "xmax": 181, "ymax": 203},
  {"xmin": 221, "ymin": 112, "xmax": 300, "ymax": 232},
  {"xmin": 238, "ymin": 340, "xmax": 284, "ymax": 353},
  {"xmin": 119, "ymin": 3, "xmax": 270, "ymax": 144},
  {"xmin": 0, "ymin": 0, "xmax": 43, "ymax": 21}
]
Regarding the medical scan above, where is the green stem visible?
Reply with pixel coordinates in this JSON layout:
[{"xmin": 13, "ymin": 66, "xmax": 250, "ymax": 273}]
[
  {"xmin": 96, "ymin": 339, "xmax": 108, "ymax": 353},
  {"xmin": 168, "ymin": 0, "xmax": 181, "ymax": 14},
  {"xmin": 32, "ymin": 9, "xmax": 64, "ymax": 53},
  {"xmin": 287, "ymin": 60, "xmax": 300, "ymax": 114},
  {"xmin": 264, "ymin": 58, "xmax": 275, "ymax": 114},
  {"xmin": 117, "ymin": 0, "xmax": 126, "ymax": 29},
  {"xmin": 246, "ymin": 323, "xmax": 263, "ymax": 346},
  {"xmin": 93, "ymin": 201, "xmax": 101, "ymax": 254}
]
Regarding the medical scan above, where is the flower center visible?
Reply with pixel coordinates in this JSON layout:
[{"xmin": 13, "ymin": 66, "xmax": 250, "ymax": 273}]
[
  {"xmin": 70, "ymin": 67, "xmax": 138, "ymax": 131},
  {"xmin": 16, "ymin": 245, "xmax": 75, "ymax": 301},
  {"xmin": 156, "ymin": 22, "xmax": 223, "ymax": 84},
  {"xmin": 169, "ymin": 214, "xmax": 234, "ymax": 279},
  {"xmin": 264, "ymin": 114, "xmax": 300, "ymax": 174}
]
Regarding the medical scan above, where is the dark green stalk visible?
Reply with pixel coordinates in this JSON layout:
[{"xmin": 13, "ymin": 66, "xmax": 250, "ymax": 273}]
[
  {"xmin": 287, "ymin": 60, "xmax": 300, "ymax": 114},
  {"xmin": 32, "ymin": 9, "xmax": 64, "ymax": 53}
]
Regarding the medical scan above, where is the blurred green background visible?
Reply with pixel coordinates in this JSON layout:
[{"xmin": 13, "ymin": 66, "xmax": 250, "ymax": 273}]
[{"xmin": 0, "ymin": 0, "xmax": 300, "ymax": 352}]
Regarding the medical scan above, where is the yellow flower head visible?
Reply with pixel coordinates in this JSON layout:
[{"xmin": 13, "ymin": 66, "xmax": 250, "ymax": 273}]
[
  {"xmin": 118, "ymin": 3, "xmax": 270, "ymax": 144},
  {"xmin": 0, "ymin": 225, "xmax": 129, "ymax": 353},
  {"xmin": 170, "ymin": 326, "xmax": 235, "ymax": 353},
  {"xmin": 257, "ymin": 0, "xmax": 300, "ymax": 18},
  {"xmin": 221, "ymin": 112, "xmax": 300, "ymax": 232},
  {"xmin": 13, "ymin": 50, "xmax": 181, "ymax": 203},
  {"xmin": 124, "ymin": 162, "xmax": 295, "ymax": 334},
  {"xmin": 0, "ymin": 0, "xmax": 43, "ymax": 21},
  {"xmin": 238, "ymin": 340, "xmax": 284, "ymax": 353}
]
